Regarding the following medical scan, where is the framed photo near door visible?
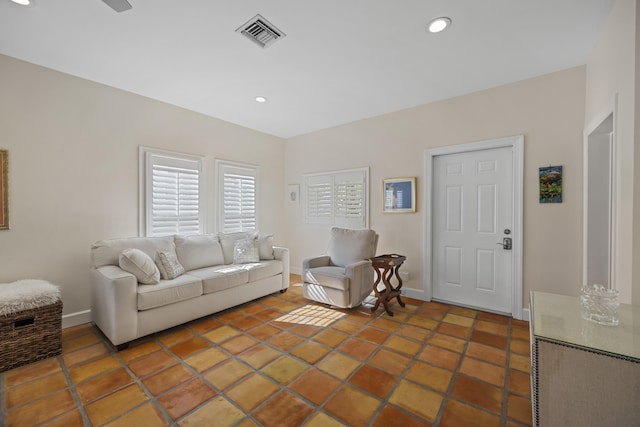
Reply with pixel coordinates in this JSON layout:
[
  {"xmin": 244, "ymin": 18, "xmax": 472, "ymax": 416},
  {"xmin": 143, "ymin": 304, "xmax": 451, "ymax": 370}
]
[
  {"xmin": 383, "ymin": 177, "xmax": 416, "ymax": 213},
  {"xmin": 0, "ymin": 149, "xmax": 8, "ymax": 230}
]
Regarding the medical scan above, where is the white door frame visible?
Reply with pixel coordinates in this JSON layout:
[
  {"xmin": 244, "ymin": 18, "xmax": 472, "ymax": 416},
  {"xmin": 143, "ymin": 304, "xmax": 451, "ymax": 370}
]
[
  {"xmin": 583, "ymin": 95, "xmax": 617, "ymax": 291},
  {"xmin": 424, "ymin": 135, "xmax": 524, "ymax": 320}
]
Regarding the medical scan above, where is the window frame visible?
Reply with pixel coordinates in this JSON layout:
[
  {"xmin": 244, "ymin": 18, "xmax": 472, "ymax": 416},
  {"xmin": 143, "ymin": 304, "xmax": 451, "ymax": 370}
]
[
  {"xmin": 303, "ymin": 167, "xmax": 369, "ymax": 229},
  {"xmin": 139, "ymin": 146, "xmax": 206, "ymax": 237},
  {"xmin": 216, "ymin": 159, "xmax": 259, "ymax": 233}
]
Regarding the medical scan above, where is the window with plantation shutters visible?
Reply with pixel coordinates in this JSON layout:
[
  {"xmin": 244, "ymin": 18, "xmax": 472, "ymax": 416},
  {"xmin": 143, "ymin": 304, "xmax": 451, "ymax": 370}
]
[
  {"xmin": 217, "ymin": 161, "xmax": 257, "ymax": 233},
  {"xmin": 140, "ymin": 148, "xmax": 204, "ymax": 237},
  {"xmin": 303, "ymin": 168, "xmax": 368, "ymax": 228},
  {"xmin": 305, "ymin": 175, "xmax": 333, "ymax": 225}
]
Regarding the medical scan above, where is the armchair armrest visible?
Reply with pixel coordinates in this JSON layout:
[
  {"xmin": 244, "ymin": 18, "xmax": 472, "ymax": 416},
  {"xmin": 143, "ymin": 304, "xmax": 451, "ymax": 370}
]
[
  {"xmin": 303, "ymin": 255, "xmax": 331, "ymax": 270},
  {"xmin": 345, "ymin": 260, "xmax": 375, "ymax": 306},
  {"xmin": 302, "ymin": 255, "xmax": 331, "ymax": 285}
]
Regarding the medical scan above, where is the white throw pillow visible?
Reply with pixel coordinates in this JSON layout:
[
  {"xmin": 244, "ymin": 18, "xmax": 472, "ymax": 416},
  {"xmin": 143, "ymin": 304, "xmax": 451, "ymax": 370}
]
[
  {"xmin": 174, "ymin": 234, "xmax": 224, "ymax": 271},
  {"xmin": 155, "ymin": 250, "xmax": 185, "ymax": 280},
  {"xmin": 257, "ymin": 234, "xmax": 275, "ymax": 260},
  {"xmin": 119, "ymin": 248, "xmax": 160, "ymax": 284},
  {"xmin": 233, "ymin": 239, "xmax": 260, "ymax": 264}
]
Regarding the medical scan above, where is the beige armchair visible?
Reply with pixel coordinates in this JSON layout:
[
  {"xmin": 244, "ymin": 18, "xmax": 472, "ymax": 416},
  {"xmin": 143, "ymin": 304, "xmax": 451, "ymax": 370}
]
[{"xmin": 302, "ymin": 227, "xmax": 378, "ymax": 308}]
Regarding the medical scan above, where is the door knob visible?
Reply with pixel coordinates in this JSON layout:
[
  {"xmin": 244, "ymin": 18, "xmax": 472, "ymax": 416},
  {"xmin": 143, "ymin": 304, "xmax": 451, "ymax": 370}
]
[{"xmin": 496, "ymin": 237, "xmax": 512, "ymax": 250}]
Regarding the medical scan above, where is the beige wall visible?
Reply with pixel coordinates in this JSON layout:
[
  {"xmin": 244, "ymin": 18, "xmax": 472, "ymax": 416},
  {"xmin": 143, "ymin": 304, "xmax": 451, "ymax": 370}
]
[
  {"xmin": 585, "ymin": 0, "xmax": 637, "ymax": 303},
  {"xmin": 285, "ymin": 67, "xmax": 587, "ymax": 313},
  {"xmin": 0, "ymin": 55, "xmax": 286, "ymax": 322}
]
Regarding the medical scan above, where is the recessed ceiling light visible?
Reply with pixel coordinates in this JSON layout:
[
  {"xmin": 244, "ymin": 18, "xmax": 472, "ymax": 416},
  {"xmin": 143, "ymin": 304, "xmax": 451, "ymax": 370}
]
[
  {"xmin": 11, "ymin": 0, "xmax": 33, "ymax": 5},
  {"xmin": 255, "ymin": 96, "xmax": 267, "ymax": 103},
  {"xmin": 428, "ymin": 17, "xmax": 451, "ymax": 33}
]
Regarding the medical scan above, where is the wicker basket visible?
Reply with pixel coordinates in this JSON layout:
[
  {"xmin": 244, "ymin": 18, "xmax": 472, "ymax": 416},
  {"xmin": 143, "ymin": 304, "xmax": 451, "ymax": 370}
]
[{"xmin": 0, "ymin": 300, "xmax": 62, "ymax": 372}]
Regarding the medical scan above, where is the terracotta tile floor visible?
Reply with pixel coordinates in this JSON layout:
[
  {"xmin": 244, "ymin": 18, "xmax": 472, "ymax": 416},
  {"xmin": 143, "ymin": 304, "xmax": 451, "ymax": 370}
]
[{"xmin": 0, "ymin": 277, "xmax": 532, "ymax": 426}]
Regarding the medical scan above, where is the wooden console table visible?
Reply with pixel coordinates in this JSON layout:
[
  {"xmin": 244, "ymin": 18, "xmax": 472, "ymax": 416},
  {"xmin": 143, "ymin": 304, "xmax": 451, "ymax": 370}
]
[{"xmin": 369, "ymin": 254, "xmax": 406, "ymax": 316}]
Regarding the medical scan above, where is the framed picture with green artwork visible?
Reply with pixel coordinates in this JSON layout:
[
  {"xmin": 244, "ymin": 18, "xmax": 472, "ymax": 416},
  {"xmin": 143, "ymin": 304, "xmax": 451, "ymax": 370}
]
[{"xmin": 539, "ymin": 165, "xmax": 562, "ymax": 203}]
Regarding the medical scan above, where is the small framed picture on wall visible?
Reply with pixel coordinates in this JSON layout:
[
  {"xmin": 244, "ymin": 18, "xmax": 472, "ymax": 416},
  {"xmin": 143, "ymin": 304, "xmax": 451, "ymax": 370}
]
[
  {"xmin": 288, "ymin": 184, "xmax": 299, "ymax": 204},
  {"xmin": 539, "ymin": 165, "xmax": 563, "ymax": 203},
  {"xmin": 383, "ymin": 177, "xmax": 416, "ymax": 213}
]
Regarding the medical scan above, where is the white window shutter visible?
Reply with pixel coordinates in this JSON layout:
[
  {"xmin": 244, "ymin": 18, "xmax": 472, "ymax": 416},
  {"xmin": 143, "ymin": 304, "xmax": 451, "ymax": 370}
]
[
  {"xmin": 303, "ymin": 168, "xmax": 368, "ymax": 228},
  {"xmin": 144, "ymin": 150, "xmax": 203, "ymax": 237},
  {"xmin": 218, "ymin": 162, "xmax": 258, "ymax": 233},
  {"xmin": 305, "ymin": 175, "xmax": 333, "ymax": 225}
]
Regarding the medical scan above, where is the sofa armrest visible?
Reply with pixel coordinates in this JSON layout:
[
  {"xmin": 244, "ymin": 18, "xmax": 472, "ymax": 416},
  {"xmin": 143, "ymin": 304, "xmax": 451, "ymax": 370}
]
[
  {"xmin": 345, "ymin": 260, "xmax": 375, "ymax": 306},
  {"xmin": 90, "ymin": 265, "xmax": 139, "ymax": 347},
  {"xmin": 273, "ymin": 246, "xmax": 290, "ymax": 290}
]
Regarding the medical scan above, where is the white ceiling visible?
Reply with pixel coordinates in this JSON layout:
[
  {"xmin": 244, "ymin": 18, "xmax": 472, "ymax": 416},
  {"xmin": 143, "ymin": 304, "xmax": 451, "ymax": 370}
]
[{"xmin": 0, "ymin": 0, "xmax": 614, "ymax": 138}]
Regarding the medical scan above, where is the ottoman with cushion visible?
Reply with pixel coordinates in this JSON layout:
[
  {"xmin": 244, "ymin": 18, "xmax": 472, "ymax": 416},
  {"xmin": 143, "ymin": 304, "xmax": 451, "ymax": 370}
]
[{"xmin": 0, "ymin": 280, "xmax": 62, "ymax": 372}]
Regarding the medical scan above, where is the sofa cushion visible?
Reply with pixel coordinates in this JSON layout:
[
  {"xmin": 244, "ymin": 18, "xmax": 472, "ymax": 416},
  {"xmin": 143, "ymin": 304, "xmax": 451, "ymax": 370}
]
[
  {"xmin": 174, "ymin": 234, "xmax": 224, "ymax": 271},
  {"xmin": 137, "ymin": 274, "xmax": 203, "ymax": 310},
  {"xmin": 188, "ymin": 265, "xmax": 249, "ymax": 294},
  {"xmin": 257, "ymin": 234, "xmax": 275, "ymax": 260},
  {"xmin": 155, "ymin": 250, "xmax": 185, "ymax": 280},
  {"xmin": 234, "ymin": 239, "xmax": 259, "ymax": 264},
  {"xmin": 243, "ymin": 260, "xmax": 283, "ymax": 282},
  {"xmin": 304, "ymin": 266, "xmax": 349, "ymax": 291},
  {"xmin": 119, "ymin": 248, "xmax": 160, "ymax": 285},
  {"xmin": 91, "ymin": 236, "xmax": 174, "ymax": 268},
  {"xmin": 328, "ymin": 227, "xmax": 377, "ymax": 267},
  {"xmin": 219, "ymin": 232, "xmax": 257, "ymax": 264}
]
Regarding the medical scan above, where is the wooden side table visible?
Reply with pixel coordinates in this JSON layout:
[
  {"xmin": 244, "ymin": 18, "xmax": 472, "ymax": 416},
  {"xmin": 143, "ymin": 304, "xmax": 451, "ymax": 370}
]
[{"xmin": 369, "ymin": 254, "xmax": 406, "ymax": 316}]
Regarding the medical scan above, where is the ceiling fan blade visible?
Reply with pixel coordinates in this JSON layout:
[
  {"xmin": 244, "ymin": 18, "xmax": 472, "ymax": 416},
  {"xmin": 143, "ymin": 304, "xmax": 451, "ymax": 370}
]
[{"xmin": 102, "ymin": 0, "xmax": 132, "ymax": 12}]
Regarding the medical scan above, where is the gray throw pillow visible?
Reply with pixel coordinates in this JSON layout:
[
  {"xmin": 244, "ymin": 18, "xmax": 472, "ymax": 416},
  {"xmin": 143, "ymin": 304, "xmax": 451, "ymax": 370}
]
[
  {"xmin": 219, "ymin": 231, "xmax": 257, "ymax": 264},
  {"xmin": 155, "ymin": 250, "xmax": 185, "ymax": 280},
  {"xmin": 233, "ymin": 238, "xmax": 260, "ymax": 264}
]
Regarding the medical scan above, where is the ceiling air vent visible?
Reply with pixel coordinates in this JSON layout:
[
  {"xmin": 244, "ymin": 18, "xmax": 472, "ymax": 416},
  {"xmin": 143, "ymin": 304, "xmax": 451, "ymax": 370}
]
[{"xmin": 236, "ymin": 14, "xmax": 286, "ymax": 48}]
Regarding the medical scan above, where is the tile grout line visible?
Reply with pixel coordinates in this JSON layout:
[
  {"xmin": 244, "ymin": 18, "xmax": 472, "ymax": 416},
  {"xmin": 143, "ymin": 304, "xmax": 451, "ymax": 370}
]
[
  {"xmin": 161, "ymin": 298, "xmax": 351, "ymax": 425},
  {"xmin": 432, "ymin": 306, "xmax": 474, "ymax": 426},
  {"xmin": 362, "ymin": 308, "xmax": 439, "ymax": 426},
  {"xmin": 250, "ymin": 299, "xmax": 373, "ymax": 425},
  {"xmin": 71, "ymin": 326, "xmax": 179, "ymax": 426},
  {"xmin": 55, "ymin": 353, "xmax": 93, "ymax": 427}
]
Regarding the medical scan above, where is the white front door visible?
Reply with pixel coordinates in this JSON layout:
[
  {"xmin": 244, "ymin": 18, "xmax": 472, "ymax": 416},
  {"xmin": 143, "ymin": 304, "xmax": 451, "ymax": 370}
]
[{"xmin": 432, "ymin": 145, "xmax": 514, "ymax": 314}]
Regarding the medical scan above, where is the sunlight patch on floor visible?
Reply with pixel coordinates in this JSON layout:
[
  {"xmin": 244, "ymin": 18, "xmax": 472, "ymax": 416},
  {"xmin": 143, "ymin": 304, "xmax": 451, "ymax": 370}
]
[{"xmin": 274, "ymin": 304, "xmax": 346, "ymax": 326}]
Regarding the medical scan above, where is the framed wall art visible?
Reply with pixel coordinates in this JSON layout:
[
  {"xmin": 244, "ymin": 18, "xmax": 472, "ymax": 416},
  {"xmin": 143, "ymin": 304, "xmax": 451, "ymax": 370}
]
[
  {"xmin": 539, "ymin": 165, "xmax": 563, "ymax": 203},
  {"xmin": 383, "ymin": 177, "xmax": 416, "ymax": 213},
  {"xmin": 288, "ymin": 184, "xmax": 299, "ymax": 204},
  {"xmin": 0, "ymin": 149, "xmax": 8, "ymax": 230}
]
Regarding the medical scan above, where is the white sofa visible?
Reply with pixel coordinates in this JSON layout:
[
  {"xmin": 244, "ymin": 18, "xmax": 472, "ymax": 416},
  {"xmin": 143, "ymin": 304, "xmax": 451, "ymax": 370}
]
[{"xmin": 89, "ymin": 232, "xmax": 289, "ymax": 348}]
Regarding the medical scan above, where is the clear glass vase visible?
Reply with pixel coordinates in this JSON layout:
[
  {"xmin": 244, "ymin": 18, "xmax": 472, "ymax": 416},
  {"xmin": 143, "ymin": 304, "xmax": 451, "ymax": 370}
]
[{"xmin": 580, "ymin": 284, "xmax": 619, "ymax": 326}]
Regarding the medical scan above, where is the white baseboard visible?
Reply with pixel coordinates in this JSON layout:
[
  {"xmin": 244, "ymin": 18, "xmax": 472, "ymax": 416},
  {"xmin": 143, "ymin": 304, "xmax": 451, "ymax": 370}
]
[
  {"xmin": 521, "ymin": 307, "xmax": 531, "ymax": 322},
  {"xmin": 62, "ymin": 309, "xmax": 91, "ymax": 329},
  {"xmin": 400, "ymin": 286, "xmax": 428, "ymax": 301},
  {"xmin": 290, "ymin": 266, "xmax": 302, "ymax": 276}
]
